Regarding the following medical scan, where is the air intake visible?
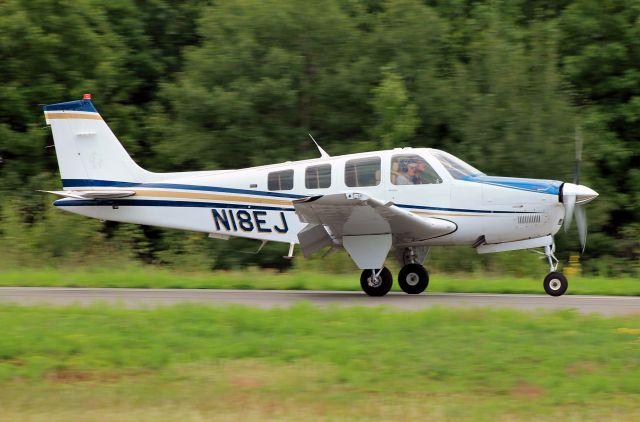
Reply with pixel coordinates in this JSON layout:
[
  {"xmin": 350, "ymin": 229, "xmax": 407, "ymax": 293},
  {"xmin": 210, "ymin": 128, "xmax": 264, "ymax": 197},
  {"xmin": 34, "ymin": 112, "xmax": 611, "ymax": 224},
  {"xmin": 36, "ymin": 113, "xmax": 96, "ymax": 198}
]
[{"xmin": 518, "ymin": 214, "xmax": 541, "ymax": 224}]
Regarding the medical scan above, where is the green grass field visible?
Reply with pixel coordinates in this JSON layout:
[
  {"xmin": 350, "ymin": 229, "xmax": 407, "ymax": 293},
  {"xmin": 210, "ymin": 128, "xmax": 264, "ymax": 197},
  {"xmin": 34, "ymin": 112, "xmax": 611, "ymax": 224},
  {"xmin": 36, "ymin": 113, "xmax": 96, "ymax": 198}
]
[
  {"xmin": 0, "ymin": 267, "xmax": 638, "ymax": 296},
  {"xmin": 0, "ymin": 304, "xmax": 638, "ymax": 421}
]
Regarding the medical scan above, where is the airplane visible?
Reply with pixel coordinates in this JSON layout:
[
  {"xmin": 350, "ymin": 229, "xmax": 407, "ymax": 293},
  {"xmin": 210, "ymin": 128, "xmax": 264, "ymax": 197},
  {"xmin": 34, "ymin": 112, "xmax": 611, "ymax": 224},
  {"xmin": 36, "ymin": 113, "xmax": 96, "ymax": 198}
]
[{"xmin": 42, "ymin": 94, "xmax": 598, "ymax": 297}]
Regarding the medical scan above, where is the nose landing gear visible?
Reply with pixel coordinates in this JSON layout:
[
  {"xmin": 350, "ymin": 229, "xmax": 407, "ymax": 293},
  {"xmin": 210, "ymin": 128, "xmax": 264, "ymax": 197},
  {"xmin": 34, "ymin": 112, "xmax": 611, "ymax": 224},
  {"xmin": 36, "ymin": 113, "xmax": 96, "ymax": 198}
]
[{"xmin": 542, "ymin": 243, "xmax": 568, "ymax": 297}]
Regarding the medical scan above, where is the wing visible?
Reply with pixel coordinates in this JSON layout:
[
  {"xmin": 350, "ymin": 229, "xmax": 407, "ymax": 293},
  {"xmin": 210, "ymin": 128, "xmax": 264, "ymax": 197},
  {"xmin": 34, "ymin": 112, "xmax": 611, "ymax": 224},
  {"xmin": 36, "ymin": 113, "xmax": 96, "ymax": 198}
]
[
  {"xmin": 40, "ymin": 190, "xmax": 136, "ymax": 199},
  {"xmin": 293, "ymin": 192, "xmax": 456, "ymax": 259}
]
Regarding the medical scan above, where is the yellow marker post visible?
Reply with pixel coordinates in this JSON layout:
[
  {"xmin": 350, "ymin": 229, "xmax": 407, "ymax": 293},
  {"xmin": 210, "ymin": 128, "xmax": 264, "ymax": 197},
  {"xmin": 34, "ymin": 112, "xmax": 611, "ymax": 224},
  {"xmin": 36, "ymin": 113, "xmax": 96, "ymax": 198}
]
[{"xmin": 565, "ymin": 254, "xmax": 581, "ymax": 277}]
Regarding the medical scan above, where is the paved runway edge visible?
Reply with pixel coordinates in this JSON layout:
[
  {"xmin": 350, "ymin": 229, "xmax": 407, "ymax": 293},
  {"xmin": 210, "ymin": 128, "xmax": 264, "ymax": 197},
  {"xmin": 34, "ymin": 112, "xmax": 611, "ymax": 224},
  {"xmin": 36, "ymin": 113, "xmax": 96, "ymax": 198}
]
[{"xmin": 0, "ymin": 287, "xmax": 638, "ymax": 316}]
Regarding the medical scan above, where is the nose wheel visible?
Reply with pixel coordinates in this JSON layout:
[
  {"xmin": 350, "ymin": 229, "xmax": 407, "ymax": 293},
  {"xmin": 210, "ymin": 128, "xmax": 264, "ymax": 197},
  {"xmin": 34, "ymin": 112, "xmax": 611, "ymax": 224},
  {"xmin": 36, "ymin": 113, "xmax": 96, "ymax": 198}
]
[
  {"xmin": 360, "ymin": 267, "xmax": 393, "ymax": 296},
  {"xmin": 398, "ymin": 263, "xmax": 429, "ymax": 294},
  {"xmin": 543, "ymin": 272, "xmax": 568, "ymax": 297}
]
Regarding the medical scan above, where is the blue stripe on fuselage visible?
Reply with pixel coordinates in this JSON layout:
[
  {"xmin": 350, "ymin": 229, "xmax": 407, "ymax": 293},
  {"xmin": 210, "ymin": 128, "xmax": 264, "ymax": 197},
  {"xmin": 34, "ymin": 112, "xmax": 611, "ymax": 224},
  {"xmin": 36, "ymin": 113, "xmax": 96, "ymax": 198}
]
[
  {"xmin": 58, "ymin": 179, "xmax": 547, "ymax": 214},
  {"xmin": 462, "ymin": 175, "xmax": 562, "ymax": 195},
  {"xmin": 395, "ymin": 204, "xmax": 540, "ymax": 214},
  {"xmin": 55, "ymin": 198, "xmax": 539, "ymax": 215}
]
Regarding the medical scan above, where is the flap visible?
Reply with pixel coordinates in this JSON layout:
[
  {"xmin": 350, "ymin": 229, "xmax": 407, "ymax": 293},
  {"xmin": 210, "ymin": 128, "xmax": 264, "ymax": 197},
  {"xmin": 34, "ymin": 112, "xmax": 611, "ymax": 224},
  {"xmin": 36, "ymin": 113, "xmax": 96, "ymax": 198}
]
[
  {"xmin": 297, "ymin": 223, "xmax": 334, "ymax": 257},
  {"xmin": 293, "ymin": 192, "xmax": 457, "ymax": 246}
]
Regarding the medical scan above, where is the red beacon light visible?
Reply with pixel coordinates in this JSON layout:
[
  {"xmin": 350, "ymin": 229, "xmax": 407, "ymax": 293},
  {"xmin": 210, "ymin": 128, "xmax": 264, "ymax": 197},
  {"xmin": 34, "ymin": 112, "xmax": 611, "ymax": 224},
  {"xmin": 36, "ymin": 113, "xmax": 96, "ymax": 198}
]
[{"xmin": 83, "ymin": 93, "xmax": 92, "ymax": 100}]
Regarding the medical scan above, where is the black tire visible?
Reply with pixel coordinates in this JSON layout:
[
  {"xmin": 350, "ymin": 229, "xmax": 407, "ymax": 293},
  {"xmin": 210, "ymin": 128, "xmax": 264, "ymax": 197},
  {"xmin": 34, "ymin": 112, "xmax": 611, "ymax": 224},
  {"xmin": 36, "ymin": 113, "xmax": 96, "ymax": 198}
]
[
  {"xmin": 398, "ymin": 263, "xmax": 429, "ymax": 294},
  {"xmin": 543, "ymin": 272, "xmax": 568, "ymax": 297},
  {"xmin": 360, "ymin": 267, "xmax": 393, "ymax": 297}
]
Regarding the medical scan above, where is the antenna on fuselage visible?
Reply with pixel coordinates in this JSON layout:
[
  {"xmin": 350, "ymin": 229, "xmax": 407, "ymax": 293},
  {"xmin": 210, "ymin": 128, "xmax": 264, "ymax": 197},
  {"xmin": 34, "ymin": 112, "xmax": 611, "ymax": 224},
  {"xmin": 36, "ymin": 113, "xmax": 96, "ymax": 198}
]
[{"xmin": 308, "ymin": 133, "xmax": 330, "ymax": 159}]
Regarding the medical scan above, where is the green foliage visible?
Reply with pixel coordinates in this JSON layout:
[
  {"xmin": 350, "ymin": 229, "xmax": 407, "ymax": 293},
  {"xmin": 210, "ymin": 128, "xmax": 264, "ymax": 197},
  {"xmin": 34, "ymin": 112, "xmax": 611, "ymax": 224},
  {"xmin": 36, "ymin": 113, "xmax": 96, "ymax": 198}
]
[
  {"xmin": 370, "ymin": 67, "xmax": 419, "ymax": 148},
  {"xmin": 0, "ymin": 0, "xmax": 639, "ymax": 274},
  {"xmin": 0, "ymin": 198, "xmax": 128, "ymax": 268},
  {"xmin": 558, "ymin": 0, "xmax": 640, "ymax": 265}
]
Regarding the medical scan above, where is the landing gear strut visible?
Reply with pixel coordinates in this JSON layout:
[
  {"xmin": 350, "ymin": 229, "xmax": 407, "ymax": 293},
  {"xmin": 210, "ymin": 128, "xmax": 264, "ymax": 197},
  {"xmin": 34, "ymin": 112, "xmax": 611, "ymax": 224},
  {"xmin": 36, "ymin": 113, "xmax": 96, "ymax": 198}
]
[
  {"xmin": 542, "ymin": 243, "xmax": 568, "ymax": 297},
  {"xmin": 360, "ymin": 267, "xmax": 393, "ymax": 296}
]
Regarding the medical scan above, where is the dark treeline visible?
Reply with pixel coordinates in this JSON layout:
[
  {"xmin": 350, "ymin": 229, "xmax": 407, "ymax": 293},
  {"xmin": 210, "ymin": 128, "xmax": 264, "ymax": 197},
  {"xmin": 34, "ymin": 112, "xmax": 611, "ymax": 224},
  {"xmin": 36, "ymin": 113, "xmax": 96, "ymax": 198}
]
[{"xmin": 0, "ymin": 0, "xmax": 638, "ymax": 274}]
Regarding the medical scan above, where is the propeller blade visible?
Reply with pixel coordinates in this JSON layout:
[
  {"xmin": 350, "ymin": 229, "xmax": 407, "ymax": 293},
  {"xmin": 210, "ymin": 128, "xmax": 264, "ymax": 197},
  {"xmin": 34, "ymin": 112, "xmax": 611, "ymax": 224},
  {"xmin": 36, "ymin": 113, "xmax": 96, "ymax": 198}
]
[
  {"xmin": 563, "ymin": 193, "xmax": 576, "ymax": 232},
  {"xmin": 574, "ymin": 125, "xmax": 583, "ymax": 185},
  {"xmin": 575, "ymin": 204, "xmax": 587, "ymax": 253}
]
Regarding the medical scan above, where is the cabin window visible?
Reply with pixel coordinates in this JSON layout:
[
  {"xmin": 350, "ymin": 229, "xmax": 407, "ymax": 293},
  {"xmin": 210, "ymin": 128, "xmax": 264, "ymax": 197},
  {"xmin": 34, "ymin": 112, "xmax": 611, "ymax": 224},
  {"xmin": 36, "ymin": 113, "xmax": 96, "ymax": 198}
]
[
  {"xmin": 345, "ymin": 157, "xmax": 381, "ymax": 187},
  {"xmin": 391, "ymin": 154, "xmax": 442, "ymax": 185},
  {"xmin": 268, "ymin": 169, "xmax": 294, "ymax": 190},
  {"xmin": 305, "ymin": 164, "xmax": 331, "ymax": 189}
]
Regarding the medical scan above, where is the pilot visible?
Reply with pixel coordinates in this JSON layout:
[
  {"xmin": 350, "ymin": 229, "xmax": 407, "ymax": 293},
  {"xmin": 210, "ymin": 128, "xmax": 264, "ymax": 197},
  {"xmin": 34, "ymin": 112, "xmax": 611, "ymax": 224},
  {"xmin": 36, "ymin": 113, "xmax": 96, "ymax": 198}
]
[
  {"xmin": 412, "ymin": 160, "xmax": 427, "ymax": 184},
  {"xmin": 396, "ymin": 162, "xmax": 417, "ymax": 185}
]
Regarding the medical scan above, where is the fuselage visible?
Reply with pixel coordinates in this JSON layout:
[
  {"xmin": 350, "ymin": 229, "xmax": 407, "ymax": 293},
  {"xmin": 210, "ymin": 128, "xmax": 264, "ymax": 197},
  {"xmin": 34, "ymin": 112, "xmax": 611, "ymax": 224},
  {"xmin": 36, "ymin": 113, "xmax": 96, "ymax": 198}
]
[{"xmin": 55, "ymin": 147, "xmax": 566, "ymax": 248}]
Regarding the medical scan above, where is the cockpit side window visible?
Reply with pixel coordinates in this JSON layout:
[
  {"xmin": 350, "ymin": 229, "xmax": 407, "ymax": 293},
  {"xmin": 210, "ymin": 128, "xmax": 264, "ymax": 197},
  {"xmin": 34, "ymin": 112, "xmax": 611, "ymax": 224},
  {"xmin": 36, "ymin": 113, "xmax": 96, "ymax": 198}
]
[
  {"xmin": 268, "ymin": 169, "xmax": 294, "ymax": 190},
  {"xmin": 430, "ymin": 150, "xmax": 484, "ymax": 180},
  {"xmin": 391, "ymin": 154, "xmax": 442, "ymax": 185}
]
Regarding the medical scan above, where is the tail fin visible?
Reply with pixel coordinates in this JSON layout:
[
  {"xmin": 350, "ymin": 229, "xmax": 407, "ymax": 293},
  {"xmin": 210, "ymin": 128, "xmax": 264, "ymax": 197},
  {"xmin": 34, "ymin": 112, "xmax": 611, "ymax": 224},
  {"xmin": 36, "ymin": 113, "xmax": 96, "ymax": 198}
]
[{"xmin": 43, "ymin": 94, "xmax": 151, "ymax": 188}]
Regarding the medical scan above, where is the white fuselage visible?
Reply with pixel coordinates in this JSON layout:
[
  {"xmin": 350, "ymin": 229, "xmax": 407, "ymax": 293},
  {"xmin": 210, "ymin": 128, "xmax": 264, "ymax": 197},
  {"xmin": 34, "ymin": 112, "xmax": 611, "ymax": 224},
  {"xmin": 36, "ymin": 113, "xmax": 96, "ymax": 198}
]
[{"xmin": 55, "ymin": 147, "xmax": 565, "ymax": 248}]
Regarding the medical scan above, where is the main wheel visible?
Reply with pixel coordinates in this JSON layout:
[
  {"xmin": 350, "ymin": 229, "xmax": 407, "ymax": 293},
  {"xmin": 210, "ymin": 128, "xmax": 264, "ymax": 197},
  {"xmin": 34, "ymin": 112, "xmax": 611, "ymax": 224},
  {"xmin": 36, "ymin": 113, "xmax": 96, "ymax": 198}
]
[
  {"xmin": 398, "ymin": 263, "xmax": 429, "ymax": 294},
  {"xmin": 543, "ymin": 272, "xmax": 568, "ymax": 297},
  {"xmin": 360, "ymin": 267, "xmax": 393, "ymax": 297}
]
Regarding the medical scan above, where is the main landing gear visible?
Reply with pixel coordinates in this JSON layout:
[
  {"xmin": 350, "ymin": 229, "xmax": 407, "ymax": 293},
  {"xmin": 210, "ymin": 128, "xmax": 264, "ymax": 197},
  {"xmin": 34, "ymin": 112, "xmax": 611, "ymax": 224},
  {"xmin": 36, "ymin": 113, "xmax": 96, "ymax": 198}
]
[
  {"xmin": 360, "ymin": 247, "xmax": 430, "ymax": 297},
  {"xmin": 398, "ymin": 263, "xmax": 429, "ymax": 294},
  {"xmin": 397, "ymin": 246, "xmax": 429, "ymax": 295},
  {"xmin": 542, "ymin": 243, "xmax": 568, "ymax": 297},
  {"xmin": 360, "ymin": 264, "xmax": 430, "ymax": 297},
  {"xmin": 360, "ymin": 267, "xmax": 393, "ymax": 296}
]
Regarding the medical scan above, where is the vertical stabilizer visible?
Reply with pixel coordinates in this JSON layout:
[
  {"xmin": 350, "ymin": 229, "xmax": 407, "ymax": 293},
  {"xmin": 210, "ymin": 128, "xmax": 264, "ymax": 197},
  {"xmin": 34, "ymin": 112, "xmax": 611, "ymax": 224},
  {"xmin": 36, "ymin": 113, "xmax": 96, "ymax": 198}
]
[{"xmin": 43, "ymin": 95, "xmax": 151, "ymax": 188}]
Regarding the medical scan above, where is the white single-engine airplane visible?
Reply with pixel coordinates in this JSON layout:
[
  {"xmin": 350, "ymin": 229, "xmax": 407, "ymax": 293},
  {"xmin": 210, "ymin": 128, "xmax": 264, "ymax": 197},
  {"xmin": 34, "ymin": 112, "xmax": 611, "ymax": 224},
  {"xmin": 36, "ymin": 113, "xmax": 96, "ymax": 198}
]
[{"xmin": 43, "ymin": 95, "xmax": 598, "ymax": 297}]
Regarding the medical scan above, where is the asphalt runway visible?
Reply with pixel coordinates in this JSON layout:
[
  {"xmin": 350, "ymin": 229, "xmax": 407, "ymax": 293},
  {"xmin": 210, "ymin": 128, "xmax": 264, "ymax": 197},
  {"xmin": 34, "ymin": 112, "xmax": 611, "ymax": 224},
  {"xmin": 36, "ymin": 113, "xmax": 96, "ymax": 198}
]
[{"xmin": 0, "ymin": 287, "xmax": 638, "ymax": 315}]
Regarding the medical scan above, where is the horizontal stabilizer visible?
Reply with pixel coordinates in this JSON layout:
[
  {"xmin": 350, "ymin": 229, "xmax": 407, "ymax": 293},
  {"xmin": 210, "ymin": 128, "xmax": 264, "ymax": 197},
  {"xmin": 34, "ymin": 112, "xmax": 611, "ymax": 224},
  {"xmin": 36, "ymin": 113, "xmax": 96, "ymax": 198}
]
[{"xmin": 40, "ymin": 190, "xmax": 136, "ymax": 199}]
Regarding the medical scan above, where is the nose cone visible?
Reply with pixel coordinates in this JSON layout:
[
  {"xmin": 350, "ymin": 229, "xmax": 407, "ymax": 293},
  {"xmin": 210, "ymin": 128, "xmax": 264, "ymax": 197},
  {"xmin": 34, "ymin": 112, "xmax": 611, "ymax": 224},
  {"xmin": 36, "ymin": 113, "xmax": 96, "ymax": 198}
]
[{"xmin": 562, "ymin": 183, "xmax": 599, "ymax": 205}]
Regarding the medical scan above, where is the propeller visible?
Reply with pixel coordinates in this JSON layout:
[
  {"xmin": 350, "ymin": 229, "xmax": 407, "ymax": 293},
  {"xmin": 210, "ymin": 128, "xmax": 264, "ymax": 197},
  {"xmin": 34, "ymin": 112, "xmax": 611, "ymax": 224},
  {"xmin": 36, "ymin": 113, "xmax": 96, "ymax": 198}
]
[
  {"xmin": 575, "ymin": 204, "xmax": 587, "ymax": 251},
  {"xmin": 574, "ymin": 125, "xmax": 583, "ymax": 185},
  {"xmin": 562, "ymin": 125, "xmax": 597, "ymax": 252}
]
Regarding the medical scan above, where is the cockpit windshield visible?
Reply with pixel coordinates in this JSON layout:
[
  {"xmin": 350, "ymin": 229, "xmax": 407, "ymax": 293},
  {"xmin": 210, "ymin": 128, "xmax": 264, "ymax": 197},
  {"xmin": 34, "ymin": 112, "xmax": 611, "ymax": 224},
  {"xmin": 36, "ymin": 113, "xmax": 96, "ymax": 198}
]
[{"xmin": 430, "ymin": 149, "xmax": 484, "ymax": 180}]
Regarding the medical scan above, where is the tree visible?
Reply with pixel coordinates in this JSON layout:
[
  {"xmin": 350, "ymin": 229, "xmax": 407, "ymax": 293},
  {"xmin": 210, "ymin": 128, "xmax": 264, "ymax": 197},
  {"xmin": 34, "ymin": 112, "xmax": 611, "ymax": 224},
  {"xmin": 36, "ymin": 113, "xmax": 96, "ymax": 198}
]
[
  {"xmin": 559, "ymin": 0, "xmax": 640, "ymax": 265},
  {"xmin": 154, "ymin": 0, "xmax": 374, "ymax": 171},
  {"xmin": 370, "ymin": 68, "xmax": 419, "ymax": 148},
  {"xmin": 0, "ymin": 0, "xmax": 127, "ymax": 193}
]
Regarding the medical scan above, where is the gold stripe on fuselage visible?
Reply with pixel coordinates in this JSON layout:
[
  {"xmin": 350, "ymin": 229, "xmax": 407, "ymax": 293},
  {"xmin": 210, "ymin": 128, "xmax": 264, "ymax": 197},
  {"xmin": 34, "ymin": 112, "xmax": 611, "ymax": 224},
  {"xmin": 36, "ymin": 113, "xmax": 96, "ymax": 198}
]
[
  {"xmin": 74, "ymin": 189, "xmax": 504, "ymax": 215},
  {"xmin": 133, "ymin": 189, "xmax": 293, "ymax": 206},
  {"xmin": 45, "ymin": 112, "xmax": 103, "ymax": 120}
]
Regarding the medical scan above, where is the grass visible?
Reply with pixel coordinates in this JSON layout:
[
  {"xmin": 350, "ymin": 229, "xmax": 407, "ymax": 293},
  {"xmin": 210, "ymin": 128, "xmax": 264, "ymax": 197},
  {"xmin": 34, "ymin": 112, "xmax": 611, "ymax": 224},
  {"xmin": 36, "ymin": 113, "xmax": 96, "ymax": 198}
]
[
  {"xmin": 0, "ymin": 266, "xmax": 638, "ymax": 295},
  {"xmin": 0, "ymin": 303, "xmax": 638, "ymax": 421}
]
